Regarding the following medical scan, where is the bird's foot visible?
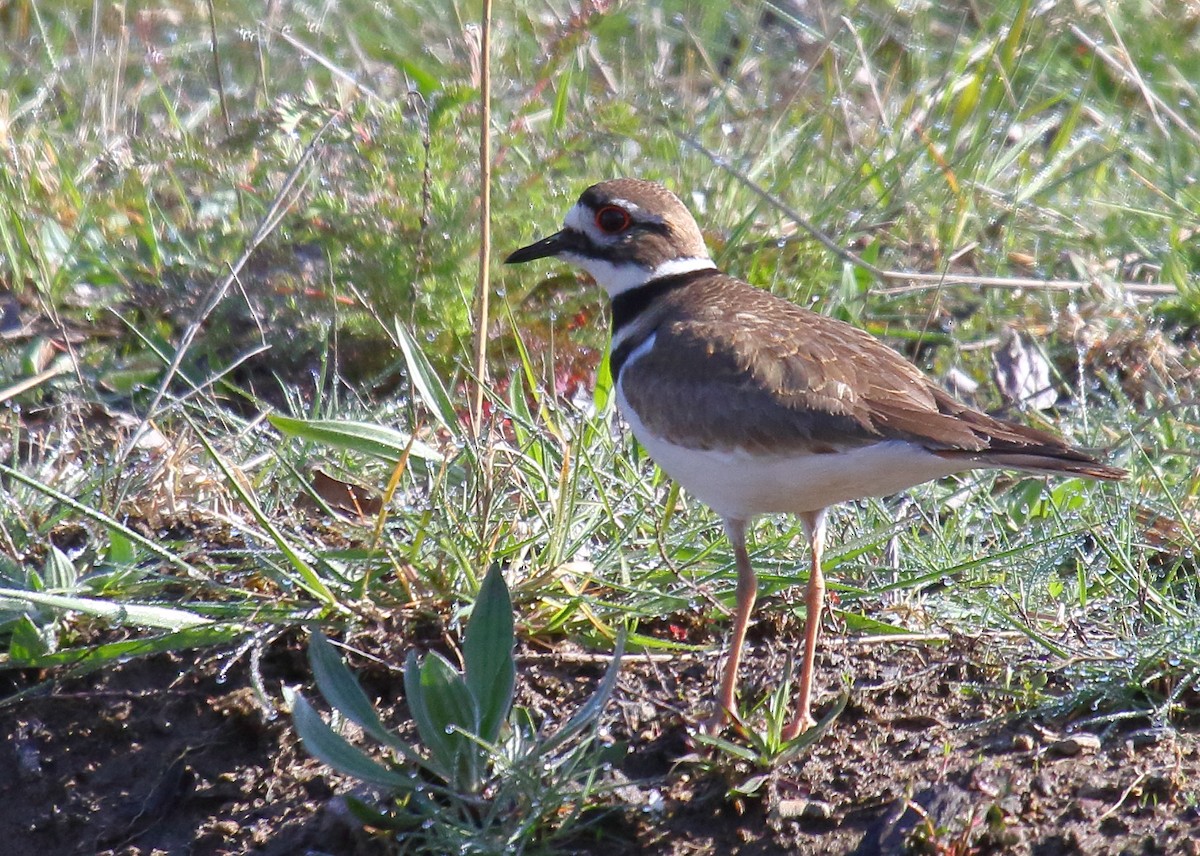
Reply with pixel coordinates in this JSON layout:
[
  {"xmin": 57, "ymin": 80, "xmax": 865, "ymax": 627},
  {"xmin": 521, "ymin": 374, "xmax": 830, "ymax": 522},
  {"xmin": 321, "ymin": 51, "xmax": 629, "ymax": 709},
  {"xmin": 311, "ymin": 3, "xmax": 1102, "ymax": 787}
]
[
  {"xmin": 698, "ymin": 692, "xmax": 746, "ymax": 736},
  {"xmin": 781, "ymin": 712, "xmax": 816, "ymax": 742}
]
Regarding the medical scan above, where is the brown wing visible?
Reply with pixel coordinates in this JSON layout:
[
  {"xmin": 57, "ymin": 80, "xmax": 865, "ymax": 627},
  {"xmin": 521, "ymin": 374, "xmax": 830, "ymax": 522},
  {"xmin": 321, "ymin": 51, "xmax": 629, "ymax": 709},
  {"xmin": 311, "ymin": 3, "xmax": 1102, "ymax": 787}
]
[{"xmin": 620, "ymin": 274, "xmax": 1125, "ymax": 480}]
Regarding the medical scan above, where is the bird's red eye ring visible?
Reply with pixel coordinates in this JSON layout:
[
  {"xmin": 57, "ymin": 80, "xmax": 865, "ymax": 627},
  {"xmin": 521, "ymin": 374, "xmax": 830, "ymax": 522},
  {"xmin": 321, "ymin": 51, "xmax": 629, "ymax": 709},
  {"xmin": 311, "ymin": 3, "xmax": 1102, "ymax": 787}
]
[{"xmin": 595, "ymin": 205, "xmax": 632, "ymax": 234}]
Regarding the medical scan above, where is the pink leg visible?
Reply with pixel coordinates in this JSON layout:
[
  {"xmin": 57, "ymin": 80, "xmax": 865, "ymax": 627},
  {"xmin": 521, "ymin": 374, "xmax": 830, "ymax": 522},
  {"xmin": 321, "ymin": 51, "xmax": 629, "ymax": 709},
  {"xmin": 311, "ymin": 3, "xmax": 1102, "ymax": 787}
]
[
  {"xmin": 782, "ymin": 509, "xmax": 827, "ymax": 741},
  {"xmin": 705, "ymin": 517, "xmax": 757, "ymax": 733}
]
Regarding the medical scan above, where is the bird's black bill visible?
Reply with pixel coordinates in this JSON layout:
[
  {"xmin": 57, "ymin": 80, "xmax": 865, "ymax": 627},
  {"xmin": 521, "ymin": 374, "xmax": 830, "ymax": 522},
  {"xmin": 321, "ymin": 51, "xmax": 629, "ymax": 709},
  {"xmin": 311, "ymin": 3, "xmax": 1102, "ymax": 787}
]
[{"xmin": 505, "ymin": 230, "xmax": 568, "ymax": 264}]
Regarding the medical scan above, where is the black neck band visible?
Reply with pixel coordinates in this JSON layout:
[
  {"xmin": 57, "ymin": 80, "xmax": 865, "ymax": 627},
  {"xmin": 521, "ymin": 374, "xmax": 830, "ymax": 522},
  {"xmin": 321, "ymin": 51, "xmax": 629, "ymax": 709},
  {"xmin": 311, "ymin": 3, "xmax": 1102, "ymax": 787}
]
[
  {"xmin": 610, "ymin": 269, "xmax": 709, "ymax": 334},
  {"xmin": 609, "ymin": 268, "xmax": 710, "ymax": 379}
]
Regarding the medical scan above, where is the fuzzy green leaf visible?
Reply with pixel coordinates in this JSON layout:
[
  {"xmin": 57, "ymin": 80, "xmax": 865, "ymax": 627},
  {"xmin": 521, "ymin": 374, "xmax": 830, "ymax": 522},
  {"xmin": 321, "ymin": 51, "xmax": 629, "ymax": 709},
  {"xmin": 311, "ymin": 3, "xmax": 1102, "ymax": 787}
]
[
  {"xmin": 307, "ymin": 631, "xmax": 425, "ymax": 769},
  {"xmin": 421, "ymin": 652, "xmax": 479, "ymax": 784},
  {"xmin": 404, "ymin": 649, "xmax": 480, "ymax": 785},
  {"xmin": 309, "ymin": 631, "xmax": 393, "ymax": 742},
  {"xmin": 463, "ymin": 565, "xmax": 516, "ymax": 744},
  {"xmin": 286, "ymin": 686, "xmax": 418, "ymax": 791},
  {"xmin": 42, "ymin": 546, "xmax": 78, "ymax": 591},
  {"xmin": 402, "ymin": 649, "xmax": 450, "ymax": 778},
  {"xmin": 541, "ymin": 629, "xmax": 625, "ymax": 755}
]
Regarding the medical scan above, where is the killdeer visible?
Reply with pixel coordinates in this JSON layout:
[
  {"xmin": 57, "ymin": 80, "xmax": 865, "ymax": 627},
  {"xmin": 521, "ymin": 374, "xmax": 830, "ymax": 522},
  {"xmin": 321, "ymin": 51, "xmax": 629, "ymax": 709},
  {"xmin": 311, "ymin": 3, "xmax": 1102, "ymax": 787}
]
[{"xmin": 506, "ymin": 178, "xmax": 1126, "ymax": 740}]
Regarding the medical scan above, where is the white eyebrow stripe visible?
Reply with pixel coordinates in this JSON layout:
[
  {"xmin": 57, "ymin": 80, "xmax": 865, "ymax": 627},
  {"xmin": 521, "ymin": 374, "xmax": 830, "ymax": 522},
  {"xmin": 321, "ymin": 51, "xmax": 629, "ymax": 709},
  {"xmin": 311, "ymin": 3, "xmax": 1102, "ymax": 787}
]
[{"xmin": 563, "ymin": 203, "xmax": 589, "ymax": 233}]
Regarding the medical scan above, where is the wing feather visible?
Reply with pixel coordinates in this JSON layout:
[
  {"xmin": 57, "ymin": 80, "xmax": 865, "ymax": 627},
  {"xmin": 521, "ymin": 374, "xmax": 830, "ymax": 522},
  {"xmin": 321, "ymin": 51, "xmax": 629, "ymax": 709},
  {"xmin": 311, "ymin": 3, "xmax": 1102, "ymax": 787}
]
[{"xmin": 619, "ymin": 273, "xmax": 1123, "ymax": 479}]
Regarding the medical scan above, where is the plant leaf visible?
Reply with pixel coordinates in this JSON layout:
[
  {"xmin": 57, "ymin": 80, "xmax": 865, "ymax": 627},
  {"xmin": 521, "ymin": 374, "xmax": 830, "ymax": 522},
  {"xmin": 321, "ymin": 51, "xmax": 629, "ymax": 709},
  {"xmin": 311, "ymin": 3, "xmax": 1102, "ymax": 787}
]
[
  {"xmin": 8, "ymin": 615, "xmax": 52, "ymax": 661},
  {"xmin": 593, "ymin": 350, "xmax": 614, "ymax": 414},
  {"xmin": 397, "ymin": 57, "xmax": 440, "ymax": 99},
  {"xmin": 185, "ymin": 419, "xmax": 340, "ymax": 607},
  {"xmin": 269, "ymin": 415, "xmax": 445, "ymax": 464},
  {"xmin": 0, "ymin": 463, "xmax": 198, "ymax": 577},
  {"xmin": 5, "ymin": 624, "xmax": 244, "ymax": 671},
  {"xmin": 42, "ymin": 546, "xmax": 78, "ymax": 590},
  {"xmin": 285, "ymin": 686, "xmax": 418, "ymax": 791},
  {"xmin": 463, "ymin": 565, "xmax": 516, "ymax": 744},
  {"xmin": 309, "ymin": 630, "xmax": 394, "ymax": 741},
  {"xmin": 417, "ymin": 651, "xmax": 480, "ymax": 788},
  {"xmin": 550, "ymin": 60, "xmax": 573, "ymax": 134},
  {"xmin": 0, "ymin": 587, "xmax": 213, "ymax": 630},
  {"xmin": 541, "ymin": 629, "xmax": 625, "ymax": 755},
  {"xmin": 776, "ymin": 692, "xmax": 848, "ymax": 765},
  {"xmin": 403, "ymin": 649, "xmax": 465, "ymax": 783},
  {"xmin": 105, "ymin": 531, "xmax": 137, "ymax": 566},
  {"xmin": 393, "ymin": 321, "xmax": 461, "ymax": 437},
  {"xmin": 689, "ymin": 731, "xmax": 761, "ymax": 762},
  {"xmin": 306, "ymin": 631, "xmax": 431, "ymax": 771}
]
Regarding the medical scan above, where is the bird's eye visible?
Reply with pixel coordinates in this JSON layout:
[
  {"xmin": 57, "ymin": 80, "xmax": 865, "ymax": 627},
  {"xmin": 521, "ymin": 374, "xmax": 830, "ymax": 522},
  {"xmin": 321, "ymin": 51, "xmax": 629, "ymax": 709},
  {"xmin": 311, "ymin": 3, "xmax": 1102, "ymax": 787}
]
[{"xmin": 595, "ymin": 205, "xmax": 632, "ymax": 234}]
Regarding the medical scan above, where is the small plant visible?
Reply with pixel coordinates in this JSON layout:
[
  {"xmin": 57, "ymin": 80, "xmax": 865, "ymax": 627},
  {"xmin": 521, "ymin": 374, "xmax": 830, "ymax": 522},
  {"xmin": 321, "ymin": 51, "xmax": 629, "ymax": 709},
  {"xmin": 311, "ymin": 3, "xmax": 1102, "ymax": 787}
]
[
  {"xmin": 287, "ymin": 564, "xmax": 625, "ymax": 854},
  {"xmin": 904, "ymin": 800, "xmax": 992, "ymax": 856},
  {"xmin": 687, "ymin": 655, "xmax": 846, "ymax": 799}
]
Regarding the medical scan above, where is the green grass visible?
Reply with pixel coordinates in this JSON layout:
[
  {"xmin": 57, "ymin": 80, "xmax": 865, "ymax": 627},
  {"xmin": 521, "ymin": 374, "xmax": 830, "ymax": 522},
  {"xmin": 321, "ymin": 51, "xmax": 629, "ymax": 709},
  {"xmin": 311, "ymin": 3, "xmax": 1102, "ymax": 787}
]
[{"xmin": 1, "ymin": 0, "xmax": 1198, "ymax": 848}]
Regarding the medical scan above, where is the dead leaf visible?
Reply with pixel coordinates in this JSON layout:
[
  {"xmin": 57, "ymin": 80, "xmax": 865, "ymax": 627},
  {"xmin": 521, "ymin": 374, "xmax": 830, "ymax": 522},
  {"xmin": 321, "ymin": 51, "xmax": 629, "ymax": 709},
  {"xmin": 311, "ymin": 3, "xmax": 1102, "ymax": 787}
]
[{"xmin": 308, "ymin": 468, "xmax": 382, "ymax": 519}]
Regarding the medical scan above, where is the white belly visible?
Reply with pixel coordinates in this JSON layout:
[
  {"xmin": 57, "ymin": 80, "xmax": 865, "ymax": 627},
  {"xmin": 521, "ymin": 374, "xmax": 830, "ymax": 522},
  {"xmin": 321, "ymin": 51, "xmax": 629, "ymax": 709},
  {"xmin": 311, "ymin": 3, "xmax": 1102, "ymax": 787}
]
[{"xmin": 616, "ymin": 382, "xmax": 969, "ymax": 521}]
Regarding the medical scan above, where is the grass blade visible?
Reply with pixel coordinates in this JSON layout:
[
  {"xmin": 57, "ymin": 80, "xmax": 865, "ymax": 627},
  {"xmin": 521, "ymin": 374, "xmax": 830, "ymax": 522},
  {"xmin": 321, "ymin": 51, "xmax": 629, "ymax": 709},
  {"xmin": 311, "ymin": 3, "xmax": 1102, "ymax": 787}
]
[
  {"xmin": 0, "ymin": 463, "xmax": 199, "ymax": 576},
  {"xmin": 541, "ymin": 629, "xmax": 625, "ymax": 755},
  {"xmin": 186, "ymin": 416, "xmax": 341, "ymax": 608},
  {"xmin": 394, "ymin": 320, "xmax": 462, "ymax": 436},
  {"xmin": 0, "ymin": 587, "xmax": 214, "ymax": 630}
]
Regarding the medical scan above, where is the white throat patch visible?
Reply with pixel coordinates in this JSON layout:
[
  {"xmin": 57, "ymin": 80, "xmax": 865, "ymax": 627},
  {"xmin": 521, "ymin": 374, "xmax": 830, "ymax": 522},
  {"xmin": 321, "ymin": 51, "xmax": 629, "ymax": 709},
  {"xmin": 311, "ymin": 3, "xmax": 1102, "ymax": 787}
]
[{"xmin": 567, "ymin": 254, "xmax": 715, "ymax": 297}]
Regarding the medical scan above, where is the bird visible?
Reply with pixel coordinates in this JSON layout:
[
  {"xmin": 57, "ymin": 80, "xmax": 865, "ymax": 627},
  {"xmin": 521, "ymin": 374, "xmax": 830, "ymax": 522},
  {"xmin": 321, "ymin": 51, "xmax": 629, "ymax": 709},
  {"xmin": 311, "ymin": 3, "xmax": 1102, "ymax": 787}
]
[{"xmin": 505, "ymin": 178, "xmax": 1126, "ymax": 740}]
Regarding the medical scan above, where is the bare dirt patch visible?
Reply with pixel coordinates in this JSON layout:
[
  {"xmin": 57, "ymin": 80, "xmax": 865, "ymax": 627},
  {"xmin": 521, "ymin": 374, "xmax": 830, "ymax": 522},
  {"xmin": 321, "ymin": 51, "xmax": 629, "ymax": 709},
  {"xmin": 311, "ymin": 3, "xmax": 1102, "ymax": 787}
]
[
  {"xmin": 593, "ymin": 632, "xmax": 1200, "ymax": 855},
  {"xmin": 0, "ymin": 641, "xmax": 388, "ymax": 856},
  {"xmin": 2, "ymin": 626, "xmax": 1198, "ymax": 855}
]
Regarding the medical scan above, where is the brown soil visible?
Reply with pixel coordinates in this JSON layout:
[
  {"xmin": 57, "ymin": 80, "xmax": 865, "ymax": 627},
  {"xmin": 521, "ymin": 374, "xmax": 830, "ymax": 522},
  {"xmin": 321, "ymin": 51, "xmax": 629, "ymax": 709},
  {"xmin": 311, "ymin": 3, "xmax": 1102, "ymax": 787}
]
[{"xmin": 1, "ymin": 626, "xmax": 1198, "ymax": 855}]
